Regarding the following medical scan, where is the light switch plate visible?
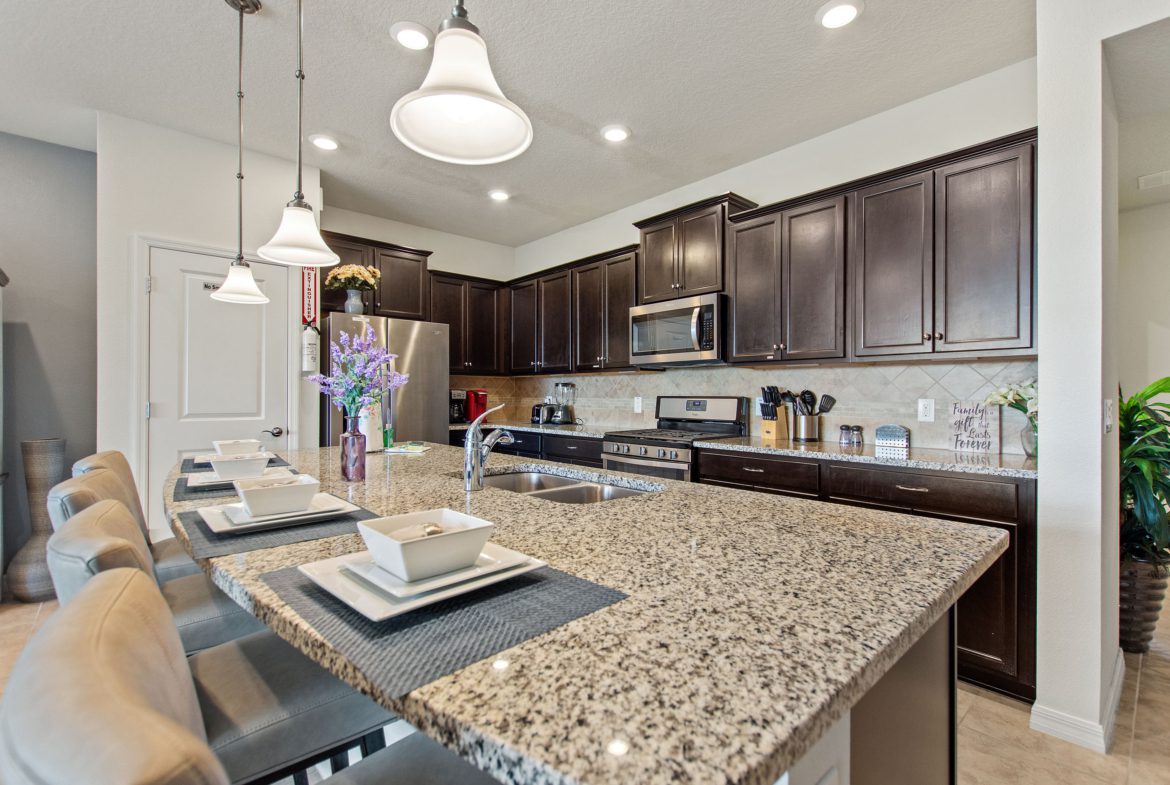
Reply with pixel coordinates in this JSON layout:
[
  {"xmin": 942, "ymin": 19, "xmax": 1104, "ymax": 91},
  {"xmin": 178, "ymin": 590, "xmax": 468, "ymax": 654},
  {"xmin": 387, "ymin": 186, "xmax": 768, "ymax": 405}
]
[
  {"xmin": 917, "ymin": 398, "xmax": 935, "ymax": 422},
  {"xmin": 1104, "ymin": 398, "xmax": 1114, "ymax": 434},
  {"xmin": 633, "ymin": 396, "xmax": 643, "ymax": 414}
]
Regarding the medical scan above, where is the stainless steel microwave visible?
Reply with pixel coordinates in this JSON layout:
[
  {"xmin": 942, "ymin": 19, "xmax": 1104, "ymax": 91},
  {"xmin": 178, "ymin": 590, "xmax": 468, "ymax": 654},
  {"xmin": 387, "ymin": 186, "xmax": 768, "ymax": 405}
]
[{"xmin": 629, "ymin": 293, "xmax": 722, "ymax": 367}]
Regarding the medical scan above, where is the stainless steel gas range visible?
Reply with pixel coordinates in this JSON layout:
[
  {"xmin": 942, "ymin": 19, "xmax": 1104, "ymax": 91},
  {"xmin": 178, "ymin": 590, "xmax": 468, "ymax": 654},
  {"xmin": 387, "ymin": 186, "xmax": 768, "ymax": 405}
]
[{"xmin": 602, "ymin": 396, "xmax": 749, "ymax": 482}]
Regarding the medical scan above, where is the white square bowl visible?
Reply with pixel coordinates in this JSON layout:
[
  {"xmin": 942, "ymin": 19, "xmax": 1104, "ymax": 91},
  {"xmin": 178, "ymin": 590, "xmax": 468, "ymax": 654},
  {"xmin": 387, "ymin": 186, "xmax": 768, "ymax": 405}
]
[
  {"xmin": 213, "ymin": 439, "xmax": 262, "ymax": 456},
  {"xmin": 208, "ymin": 453, "xmax": 269, "ymax": 480},
  {"xmin": 358, "ymin": 508, "xmax": 495, "ymax": 583},
  {"xmin": 234, "ymin": 474, "xmax": 320, "ymax": 517}
]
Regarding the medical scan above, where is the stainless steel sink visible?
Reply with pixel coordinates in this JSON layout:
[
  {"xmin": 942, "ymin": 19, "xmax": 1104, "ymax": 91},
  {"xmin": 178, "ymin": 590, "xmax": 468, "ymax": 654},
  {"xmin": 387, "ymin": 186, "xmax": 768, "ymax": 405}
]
[
  {"xmin": 481, "ymin": 472, "xmax": 580, "ymax": 493},
  {"xmin": 481, "ymin": 470, "xmax": 652, "ymax": 504}
]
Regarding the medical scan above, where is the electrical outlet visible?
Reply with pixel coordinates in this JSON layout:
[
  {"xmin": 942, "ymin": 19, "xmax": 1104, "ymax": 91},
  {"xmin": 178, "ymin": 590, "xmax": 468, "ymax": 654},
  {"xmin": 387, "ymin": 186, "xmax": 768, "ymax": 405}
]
[
  {"xmin": 917, "ymin": 398, "xmax": 935, "ymax": 422},
  {"xmin": 633, "ymin": 396, "xmax": 643, "ymax": 414},
  {"xmin": 1104, "ymin": 398, "xmax": 1114, "ymax": 434}
]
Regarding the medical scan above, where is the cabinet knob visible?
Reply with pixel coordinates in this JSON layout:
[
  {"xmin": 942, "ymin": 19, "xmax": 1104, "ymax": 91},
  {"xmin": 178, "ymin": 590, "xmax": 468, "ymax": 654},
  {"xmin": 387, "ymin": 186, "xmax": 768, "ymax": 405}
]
[
  {"xmin": 934, "ymin": 332, "xmax": 943, "ymax": 340},
  {"xmin": 772, "ymin": 344, "xmax": 779, "ymax": 351},
  {"xmin": 923, "ymin": 333, "xmax": 932, "ymax": 341},
  {"xmin": 778, "ymin": 343, "xmax": 786, "ymax": 351},
  {"xmin": 530, "ymin": 361, "xmax": 536, "ymax": 366}
]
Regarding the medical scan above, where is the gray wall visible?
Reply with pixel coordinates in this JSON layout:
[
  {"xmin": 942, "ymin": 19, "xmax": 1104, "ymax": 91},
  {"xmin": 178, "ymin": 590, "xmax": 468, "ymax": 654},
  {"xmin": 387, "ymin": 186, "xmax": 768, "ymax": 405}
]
[{"xmin": 0, "ymin": 132, "xmax": 96, "ymax": 570}]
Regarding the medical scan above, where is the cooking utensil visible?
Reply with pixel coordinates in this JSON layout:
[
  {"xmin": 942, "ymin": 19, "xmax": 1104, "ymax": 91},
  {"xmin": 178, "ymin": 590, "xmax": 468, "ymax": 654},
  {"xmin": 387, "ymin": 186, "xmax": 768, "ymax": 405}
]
[
  {"xmin": 780, "ymin": 390, "xmax": 796, "ymax": 412},
  {"xmin": 818, "ymin": 394, "xmax": 837, "ymax": 414},
  {"xmin": 800, "ymin": 390, "xmax": 817, "ymax": 416}
]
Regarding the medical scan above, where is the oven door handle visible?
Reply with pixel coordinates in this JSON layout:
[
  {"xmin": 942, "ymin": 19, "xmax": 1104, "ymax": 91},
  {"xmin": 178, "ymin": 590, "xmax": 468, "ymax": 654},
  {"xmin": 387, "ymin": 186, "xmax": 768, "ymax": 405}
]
[
  {"xmin": 603, "ymin": 454, "xmax": 691, "ymax": 481},
  {"xmin": 690, "ymin": 307, "xmax": 701, "ymax": 351}
]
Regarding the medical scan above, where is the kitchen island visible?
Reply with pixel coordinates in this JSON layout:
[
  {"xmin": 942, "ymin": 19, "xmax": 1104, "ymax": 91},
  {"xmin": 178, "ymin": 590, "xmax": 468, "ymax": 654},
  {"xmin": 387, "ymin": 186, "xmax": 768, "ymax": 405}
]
[{"xmin": 164, "ymin": 445, "xmax": 1006, "ymax": 785}]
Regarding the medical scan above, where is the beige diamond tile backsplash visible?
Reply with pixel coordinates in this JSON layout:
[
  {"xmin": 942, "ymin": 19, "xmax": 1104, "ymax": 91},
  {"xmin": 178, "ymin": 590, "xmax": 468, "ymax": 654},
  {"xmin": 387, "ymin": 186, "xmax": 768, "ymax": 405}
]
[{"xmin": 453, "ymin": 358, "xmax": 1037, "ymax": 454}]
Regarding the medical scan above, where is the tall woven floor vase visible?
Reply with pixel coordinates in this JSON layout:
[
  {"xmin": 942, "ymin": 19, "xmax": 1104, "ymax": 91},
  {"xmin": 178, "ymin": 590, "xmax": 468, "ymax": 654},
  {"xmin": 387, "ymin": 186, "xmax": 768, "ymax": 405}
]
[
  {"xmin": 7, "ymin": 439, "xmax": 66, "ymax": 602},
  {"xmin": 1119, "ymin": 558, "xmax": 1169, "ymax": 653}
]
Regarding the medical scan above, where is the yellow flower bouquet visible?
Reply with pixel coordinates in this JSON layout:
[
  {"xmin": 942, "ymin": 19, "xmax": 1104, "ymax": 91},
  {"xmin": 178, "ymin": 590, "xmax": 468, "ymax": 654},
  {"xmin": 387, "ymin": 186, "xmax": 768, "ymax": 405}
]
[{"xmin": 324, "ymin": 264, "xmax": 380, "ymax": 291}]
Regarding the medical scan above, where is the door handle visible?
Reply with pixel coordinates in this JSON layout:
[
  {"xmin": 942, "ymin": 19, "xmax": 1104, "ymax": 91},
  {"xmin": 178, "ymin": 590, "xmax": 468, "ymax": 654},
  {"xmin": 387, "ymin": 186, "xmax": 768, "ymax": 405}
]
[{"xmin": 262, "ymin": 427, "xmax": 285, "ymax": 438}]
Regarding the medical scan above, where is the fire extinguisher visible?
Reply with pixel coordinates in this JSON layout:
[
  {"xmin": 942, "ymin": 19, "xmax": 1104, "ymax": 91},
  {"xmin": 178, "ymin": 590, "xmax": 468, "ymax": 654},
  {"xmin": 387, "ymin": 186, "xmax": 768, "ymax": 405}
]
[{"xmin": 302, "ymin": 321, "xmax": 319, "ymax": 373}]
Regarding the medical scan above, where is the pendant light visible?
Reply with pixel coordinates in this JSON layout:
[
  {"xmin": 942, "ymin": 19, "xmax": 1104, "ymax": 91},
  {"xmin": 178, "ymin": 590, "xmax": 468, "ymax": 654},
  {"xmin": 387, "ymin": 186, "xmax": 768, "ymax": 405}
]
[
  {"xmin": 212, "ymin": 0, "xmax": 269, "ymax": 305},
  {"xmin": 390, "ymin": 0, "xmax": 532, "ymax": 165},
  {"xmin": 257, "ymin": 0, "xmax": 339, "ymax": 267}
]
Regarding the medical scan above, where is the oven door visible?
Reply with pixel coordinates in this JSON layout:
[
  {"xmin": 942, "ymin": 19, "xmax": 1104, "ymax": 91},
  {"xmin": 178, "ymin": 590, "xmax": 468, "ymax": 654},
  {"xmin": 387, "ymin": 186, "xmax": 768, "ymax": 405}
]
[
  {"xmin": 602, "ymin": 454, "xmax": 691, "ymax": 482},
  {"xmin": 629, "ymin": 294, "xmax": 721, "ymax": 367}
]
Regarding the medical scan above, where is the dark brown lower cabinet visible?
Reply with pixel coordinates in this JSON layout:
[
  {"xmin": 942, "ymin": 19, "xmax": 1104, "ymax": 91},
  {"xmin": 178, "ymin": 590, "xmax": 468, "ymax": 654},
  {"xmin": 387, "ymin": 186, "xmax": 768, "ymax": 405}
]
[
  {"xmin": 697, "ymin": 449, "xmax": 1036, "ymax": 701},
  {"xmin": 542, "ymin": 435, "xmax": 603, "ymax": 467}
]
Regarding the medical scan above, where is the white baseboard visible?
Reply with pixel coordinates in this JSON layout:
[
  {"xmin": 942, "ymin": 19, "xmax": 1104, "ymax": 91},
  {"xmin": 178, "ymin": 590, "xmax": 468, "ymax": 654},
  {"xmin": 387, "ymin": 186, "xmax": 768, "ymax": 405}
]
[{"xmin": 1029, "ymin": 648, "xmax": 1125, "ymax": 753}]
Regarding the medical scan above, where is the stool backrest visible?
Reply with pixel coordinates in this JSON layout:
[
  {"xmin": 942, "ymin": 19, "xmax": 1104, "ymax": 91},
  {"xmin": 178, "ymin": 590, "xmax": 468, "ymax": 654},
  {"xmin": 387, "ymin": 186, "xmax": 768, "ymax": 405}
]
[
  {"xmin": 45, "ymin": 468, "xmax": 143, "ymax": 535},
  {"xmin": 0, "ymin": 569, "xmax": 228, "ymax": 785},
  {"xmin": 72, "ymin": 451, "xmax": 150, "ymax": 537},
  {"xmin": 46, "ymin": 499, "xmax": 156, "ymax": 603}
]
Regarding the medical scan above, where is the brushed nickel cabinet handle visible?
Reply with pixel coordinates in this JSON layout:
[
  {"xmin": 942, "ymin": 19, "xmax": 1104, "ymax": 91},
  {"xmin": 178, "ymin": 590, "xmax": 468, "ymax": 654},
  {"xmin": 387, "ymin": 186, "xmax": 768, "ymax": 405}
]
[
  {"xmin": 923, "ymin": 333, "xmax": 932, "ymax": 341},
  {"xmin": 896, "ymin": 485, "xmax": 930, "ymax": 493},
  {"xmin": 566, "ymin": 445, "xmax": 578, "ymax": 450},
  {"xmin": 934, "ymin": 332, "xmax": 943, "ymax": 340},
  {"xmin": 742, "ymin": 467, "xmax": 765, "ymax": 473}
]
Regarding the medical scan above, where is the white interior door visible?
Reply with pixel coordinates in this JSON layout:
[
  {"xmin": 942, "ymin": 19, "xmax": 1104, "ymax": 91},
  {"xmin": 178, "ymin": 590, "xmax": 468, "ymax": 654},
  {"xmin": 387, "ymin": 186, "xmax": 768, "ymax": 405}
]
[{"xmin": 147, "ymin": 246, "xmax": 289, "ymax": 534}]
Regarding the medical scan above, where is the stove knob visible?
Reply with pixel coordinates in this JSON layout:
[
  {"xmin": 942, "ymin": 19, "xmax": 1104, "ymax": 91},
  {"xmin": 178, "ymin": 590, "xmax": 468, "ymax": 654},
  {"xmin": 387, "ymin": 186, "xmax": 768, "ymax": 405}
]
[
  {"xmin": 639, "ymin": 446, "xmax": 647, "ymax": 456},
  {"xmin": 657, "ymin": 448, "xmax": 666, "ymax": 458},
  {"xmin": 671, "ymin": 450, "xmax": 679, "ymax": 459},
  {"xmin": 623, "ymin": 445, "xmax": 631, "ymax": 454}
]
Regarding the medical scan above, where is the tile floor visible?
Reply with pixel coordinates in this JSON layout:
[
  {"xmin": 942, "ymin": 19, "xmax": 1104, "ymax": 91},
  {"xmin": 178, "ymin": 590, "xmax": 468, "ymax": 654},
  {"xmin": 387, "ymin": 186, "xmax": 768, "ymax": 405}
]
[{"xmin": 0, "ymin": 599, "xmax": 1167, "ymax": 784}]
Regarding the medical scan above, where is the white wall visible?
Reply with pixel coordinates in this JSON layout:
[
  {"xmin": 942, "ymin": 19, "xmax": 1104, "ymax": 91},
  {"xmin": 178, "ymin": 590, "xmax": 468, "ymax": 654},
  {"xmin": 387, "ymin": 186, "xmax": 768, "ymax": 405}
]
[
  {"xmin": 95, "ymin": 113, "xmax": 321, "ymax": 481},
  {"xmin": 514, "ymin": 58, "xmax": 1038, "ymax": 276},
  {"xmin": 321, "ymin": 207, "xmax": 514, "ymax": 281},
  {"xmin": 1119, "ymin": 201, "xmax": 1170, "ymax": 394},
  {"xmin": 1032, "ymin": 0, "xmax": 1170, "ymax": 753}
]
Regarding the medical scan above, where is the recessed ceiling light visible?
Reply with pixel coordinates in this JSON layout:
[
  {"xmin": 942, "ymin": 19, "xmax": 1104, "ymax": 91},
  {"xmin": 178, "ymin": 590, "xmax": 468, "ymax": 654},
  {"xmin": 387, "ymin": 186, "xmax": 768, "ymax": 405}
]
[
  {"xmin": 309, "ymin": 134, "xmax": 339, "ymax": 151},
  {"xmin": 390, "ymin": 21, "xmax": 433, "ymax": 50},
  {"xmin": 488, "ymin": 190, "xmax": 510, "ymax": 202},
  {"xmin": 816, "ymin": 0, "xmax": 864, "ymax": 28},
  {"xmin": 601, "ymin": 124, "xmax": 631, "ymax": 143}
]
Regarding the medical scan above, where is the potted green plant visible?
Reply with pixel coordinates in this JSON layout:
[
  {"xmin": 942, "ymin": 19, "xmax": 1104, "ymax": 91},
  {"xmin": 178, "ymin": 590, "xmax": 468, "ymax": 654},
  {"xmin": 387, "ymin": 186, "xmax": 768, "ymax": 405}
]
[{"xmin": 1118, "ymin": 377, "xmax": 1170, "ymax": 652}]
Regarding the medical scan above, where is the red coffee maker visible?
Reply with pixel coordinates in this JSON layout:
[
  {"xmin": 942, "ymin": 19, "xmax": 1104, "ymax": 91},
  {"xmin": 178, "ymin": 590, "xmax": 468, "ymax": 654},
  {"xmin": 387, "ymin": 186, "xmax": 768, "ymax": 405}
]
[{"xmin": 466, "ymin": 389, "xmax": 489, "ymax": 422}]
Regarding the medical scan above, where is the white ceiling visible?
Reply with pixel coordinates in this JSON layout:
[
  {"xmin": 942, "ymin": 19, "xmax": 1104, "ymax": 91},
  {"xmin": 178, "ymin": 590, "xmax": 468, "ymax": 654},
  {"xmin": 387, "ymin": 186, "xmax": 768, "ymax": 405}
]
[
  {"xmin": 1107, "ymin": 17, "xmax": 1170, "ymax": 212},
  {"xmin": 0, "ymin": 0, "xmax": 1035, "ymax": 246}
]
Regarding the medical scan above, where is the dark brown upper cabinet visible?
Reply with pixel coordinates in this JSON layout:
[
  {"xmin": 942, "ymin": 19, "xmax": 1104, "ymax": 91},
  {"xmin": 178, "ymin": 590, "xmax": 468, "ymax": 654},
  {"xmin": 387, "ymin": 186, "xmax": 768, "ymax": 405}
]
[
  {"xmin": 934, "ymin": 144, "xmax": 1034, "ymax": 353},
  {"xmin": 509, "ymin": 280, "xmax": 539, "ymax": 373},
  {"xmin": 572, "ymin": 248, "xmax": 637, "ymax": 372},
  {"xmin": 510, "ymin": 271, "xmax": 571, "ymax": 374},
  {"xmin": 634, "ymin": 193, "xmax": 757, "ymax": 304},
  {"xmin": 850, "ymin": 172, "xmax": 935, "ymax": 357},
  {"xmin": 320, "ymin": 232, "xmax": 431, "ymax": 321},
  {"xmin": 727, "ymin": 196, "xmax": 845, "ymax": 363},
  {"xmin": 429, "ymin": 274, "xmax": 502, "ymax": 374}
]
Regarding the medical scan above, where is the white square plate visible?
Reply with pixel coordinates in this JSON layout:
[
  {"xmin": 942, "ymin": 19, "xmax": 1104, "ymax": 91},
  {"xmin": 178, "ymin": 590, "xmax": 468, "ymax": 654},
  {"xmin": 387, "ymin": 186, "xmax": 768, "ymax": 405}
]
[
  {"xmin": 197, "ymin": 493, "xmax": 358, "ymax": 534},
  {"xmin": 298, "ymin": 550, "xmax": 546, "ymax": 622},
  {"xmin": 341, "ymin": 542, "xmax": 531, "ymax": 598},
  {"xmin": 186, "ymin": 467, "xmax": 294, "ymax": 490},
  {"xmin": 192, "ymin": 451, "xmax": 277, "ymax": 467}
]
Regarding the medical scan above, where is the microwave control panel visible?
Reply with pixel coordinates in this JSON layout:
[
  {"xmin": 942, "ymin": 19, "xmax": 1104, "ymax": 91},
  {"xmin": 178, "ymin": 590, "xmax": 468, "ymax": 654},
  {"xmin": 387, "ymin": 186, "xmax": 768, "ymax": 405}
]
[{"xmin": 699, "ymin": 306, "xmax": 715, "ymax": 350}]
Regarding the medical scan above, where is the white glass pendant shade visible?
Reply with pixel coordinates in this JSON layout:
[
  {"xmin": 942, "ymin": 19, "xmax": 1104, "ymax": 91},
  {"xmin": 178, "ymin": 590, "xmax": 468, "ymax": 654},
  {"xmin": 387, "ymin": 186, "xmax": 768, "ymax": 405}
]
[
  {"xmin": 390, "ymin": 28, "xmax": 532, "ymax": 165},
  {"xmin": 257, "ymin": 205, "xmax": 339, "ymax": 267},
  {"xmin": 211, "ymin": 264, "xmax": 269, "ymax": 305}
]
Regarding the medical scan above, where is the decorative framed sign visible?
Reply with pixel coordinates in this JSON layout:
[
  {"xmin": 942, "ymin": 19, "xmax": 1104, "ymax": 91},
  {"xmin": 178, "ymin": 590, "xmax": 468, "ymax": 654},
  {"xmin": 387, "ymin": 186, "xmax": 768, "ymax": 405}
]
[{"xmin": 949, "ymin": 400, "xmax": 1000, "ymax": 454}]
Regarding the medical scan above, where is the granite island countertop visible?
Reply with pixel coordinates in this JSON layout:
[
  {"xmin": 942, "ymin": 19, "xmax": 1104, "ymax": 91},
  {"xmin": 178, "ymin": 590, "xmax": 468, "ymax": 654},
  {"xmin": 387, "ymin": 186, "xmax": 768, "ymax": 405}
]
[{"xmin": 164, "ymin": 445, "xmax": 1006, "ymax": 785}]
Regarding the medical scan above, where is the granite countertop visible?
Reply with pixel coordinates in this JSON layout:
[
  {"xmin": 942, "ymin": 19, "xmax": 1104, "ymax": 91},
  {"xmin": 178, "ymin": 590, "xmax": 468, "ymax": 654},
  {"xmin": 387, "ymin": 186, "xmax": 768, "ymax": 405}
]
[
  {"xmin": 695, "ymin": 437, "xmax": 1038, "ymax": 479},
  {"xmin": 449, "ymin": 421, "xmax": 617, "ymax": 439},
  {"xmin": 164, "ymin": 446, "xmax": 1006, "ymax": 785}
]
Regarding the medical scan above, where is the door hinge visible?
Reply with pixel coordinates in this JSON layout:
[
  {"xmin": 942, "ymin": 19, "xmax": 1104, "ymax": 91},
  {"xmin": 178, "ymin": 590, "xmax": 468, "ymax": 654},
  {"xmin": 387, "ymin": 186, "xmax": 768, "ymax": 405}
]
[
  {"xmin": 145, "ymin": 275, "xmax": 153, "ymax": 294},
  {"xmin": 145, "ymin": 402, "xmax": 151, "ymax": 419}
]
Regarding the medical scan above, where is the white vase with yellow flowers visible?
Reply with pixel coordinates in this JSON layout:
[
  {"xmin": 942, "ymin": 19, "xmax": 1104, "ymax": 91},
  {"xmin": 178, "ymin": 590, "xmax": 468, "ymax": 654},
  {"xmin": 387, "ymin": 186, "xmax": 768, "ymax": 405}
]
[{"xmin": 324, "ymin": 264, "xmax": 381, "ymax": 314}]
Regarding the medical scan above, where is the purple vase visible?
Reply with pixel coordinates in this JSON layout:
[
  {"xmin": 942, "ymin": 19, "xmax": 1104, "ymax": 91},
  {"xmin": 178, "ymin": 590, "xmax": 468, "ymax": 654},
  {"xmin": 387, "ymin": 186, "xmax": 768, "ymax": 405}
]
[{"xmin": 341, "ymin": 415, "xmax": 366, "ymax": 481}]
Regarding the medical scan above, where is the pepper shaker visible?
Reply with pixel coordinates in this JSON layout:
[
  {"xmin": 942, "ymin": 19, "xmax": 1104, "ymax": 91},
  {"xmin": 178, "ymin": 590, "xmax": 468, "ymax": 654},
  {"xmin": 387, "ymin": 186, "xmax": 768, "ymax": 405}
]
[
  {"xmin": 850, "ymin": 425, "xmax": 863, "ymax": 445},
  {"xmin": 839, "ymin": 425, "xmax": 853, "ymax": 446}
]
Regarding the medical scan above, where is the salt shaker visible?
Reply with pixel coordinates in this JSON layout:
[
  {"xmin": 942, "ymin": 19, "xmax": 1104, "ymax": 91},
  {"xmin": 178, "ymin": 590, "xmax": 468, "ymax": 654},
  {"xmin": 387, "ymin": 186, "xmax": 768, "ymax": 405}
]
[
  {"xmin": 839, "ymin": 425, "xmax": 853, "ymax": 446},
  {"xmin": 850, "ymin": 425, "xmax": 863, "ymax": 445}
]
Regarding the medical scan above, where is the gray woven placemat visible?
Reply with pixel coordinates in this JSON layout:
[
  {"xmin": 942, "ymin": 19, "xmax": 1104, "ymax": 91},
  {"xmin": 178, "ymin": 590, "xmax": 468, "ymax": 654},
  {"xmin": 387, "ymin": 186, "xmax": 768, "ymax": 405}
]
[
  {"xmin": 260, "ymin": 564, "xmax": 626, "ymax": 699},
  {"xmin": 177, "ymin": 504, "xmax": 379, "ymax": 559},
  {"xmin": 172, "ymin": 471, "xmax": 301, "ymax": 502},
  {"xmin": 181, "ymin": 455, "xmax": 291, "ymax": 473}
]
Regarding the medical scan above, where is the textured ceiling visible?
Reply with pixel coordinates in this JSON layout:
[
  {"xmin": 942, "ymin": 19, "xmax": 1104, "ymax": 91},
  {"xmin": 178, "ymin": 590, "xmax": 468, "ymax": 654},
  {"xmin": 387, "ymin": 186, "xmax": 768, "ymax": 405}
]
[
  {"xmin": 1107, "ymin": 17, "xmax": 1170, "ymax": 211},
  {"xmin": 0, "ymin": 0, "xmax": 1035, "ymax": 245}
]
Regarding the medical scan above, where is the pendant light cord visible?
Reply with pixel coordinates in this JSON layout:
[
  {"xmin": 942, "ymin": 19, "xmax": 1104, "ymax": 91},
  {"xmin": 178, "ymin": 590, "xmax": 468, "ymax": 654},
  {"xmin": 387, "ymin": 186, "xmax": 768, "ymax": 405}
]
[
  {"xmin": 236, "ymin": 4, "xmax": 247, "ymax": 267},
  {"xmin": 294, "ymin": 0, "xmax": 305, "ymax": 202}
]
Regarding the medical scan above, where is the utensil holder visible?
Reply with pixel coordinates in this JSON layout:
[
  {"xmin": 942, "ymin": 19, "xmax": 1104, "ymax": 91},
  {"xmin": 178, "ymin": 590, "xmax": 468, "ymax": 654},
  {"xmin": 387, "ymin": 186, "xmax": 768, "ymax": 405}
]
[
  {"xmin": 793, "ymin": 415, "xmax": 820, "ymax": 443},
  {"xmin": 760, "ymin": 415, "xmax": 788, "ymax": 443}
]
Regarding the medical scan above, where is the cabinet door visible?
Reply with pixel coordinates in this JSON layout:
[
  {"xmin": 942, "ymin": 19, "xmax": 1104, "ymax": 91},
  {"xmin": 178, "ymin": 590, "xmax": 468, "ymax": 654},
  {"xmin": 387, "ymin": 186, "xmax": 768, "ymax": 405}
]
[
  {"xmin": 851, "ymin": 173, "xmax": 935, "ymax": 357},
  {"xmin": 934, "ymin": 144, "xmax": 1034, "ymax": 353},
  {"xmin": 509, "ymin": 282, "xmax": 539, "ymax": 373},
  {"xmin": 320, "ymin": 236, "xmax": 373, "ymax": 314},
  {"xmin": 572, "ymin": 262, "xmax": 605, "ymax": 372},
  {"xmin": 677, "ymin": 204, "xmax": 724, "ymax": 297},
  {"xmin": 727, "ymin": 215, "xmax": 781, "ymax": 362},
  {"xmin": 956, "ymin": 519, "xmax": 1023, "ymax": 687},
  {"xmin": 538, "ymin": 271, "xmax": 573, "ymax": 373},
  {"xmin": 372, "ymin": 247, "xmax": 428, "ymax": 320},
  {"xmin": 602, "ymin": 252, "xmax": 636, "ymax": 369},
  {"xmin": 638, "ymin": 221, "xmax": 678, "ymax": 304},
  {"xmin": 466, "ymin": 281, "xmax": 500, "ymax": 373},
  {"xmin": 782, "ymin": 196, "xmax": 846, "ymax": 360},
  {"xmin": 428, "ymin": 275, "xmax": 466, "ymax": 373}
]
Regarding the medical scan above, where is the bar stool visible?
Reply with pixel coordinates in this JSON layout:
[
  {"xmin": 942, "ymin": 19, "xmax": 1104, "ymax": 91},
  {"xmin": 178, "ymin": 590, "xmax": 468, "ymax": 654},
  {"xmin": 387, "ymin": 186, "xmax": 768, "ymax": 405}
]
[
  {"xmin": 72, "ymin": 450, "xmax": 201, "ymax": 582},
  {"xmin": 46, "ymin": 498, "xmax": 264, "ymax": 654}
]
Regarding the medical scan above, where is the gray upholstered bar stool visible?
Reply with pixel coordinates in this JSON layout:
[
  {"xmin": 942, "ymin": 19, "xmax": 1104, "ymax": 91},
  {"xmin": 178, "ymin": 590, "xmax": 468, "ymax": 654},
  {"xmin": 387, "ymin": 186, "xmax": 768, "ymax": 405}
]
[
  {"xmin": 46, "ymin": 498, "xmax": 264, "ymax": 653},
  {"xmin": 0, "ymin": 569, "xmax": 497, "ymax": 785},
  {"xmin": 72, "ymin": 449, "xmax": 201, "ymax": 581}
]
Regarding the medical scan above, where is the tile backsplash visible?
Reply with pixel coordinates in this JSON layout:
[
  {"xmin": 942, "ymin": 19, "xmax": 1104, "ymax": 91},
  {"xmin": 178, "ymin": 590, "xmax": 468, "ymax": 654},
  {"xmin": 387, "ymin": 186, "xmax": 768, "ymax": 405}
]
[{"xmin": 453, "ymin": 359, "xmax": 1038, "ymax": 454}]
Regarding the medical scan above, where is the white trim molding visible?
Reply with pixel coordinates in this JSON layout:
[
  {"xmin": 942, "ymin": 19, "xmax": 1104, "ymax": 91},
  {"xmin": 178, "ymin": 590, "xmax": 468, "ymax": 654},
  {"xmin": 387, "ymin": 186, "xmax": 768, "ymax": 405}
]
[{"xmin": 1030, "ymin": 648, "xmax": 1126, "ymax": 753}]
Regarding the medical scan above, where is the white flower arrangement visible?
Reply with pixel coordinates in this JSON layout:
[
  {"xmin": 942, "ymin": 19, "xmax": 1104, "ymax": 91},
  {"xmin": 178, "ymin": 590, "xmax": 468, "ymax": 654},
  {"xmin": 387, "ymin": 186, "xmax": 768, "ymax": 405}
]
[
  {"xmin": 985, "ymin": 379, "xmax": 1037, "ymax": 429},
  {"xmin": 324, "ymin": 264, "xmax": 380, "ymax": 291}
]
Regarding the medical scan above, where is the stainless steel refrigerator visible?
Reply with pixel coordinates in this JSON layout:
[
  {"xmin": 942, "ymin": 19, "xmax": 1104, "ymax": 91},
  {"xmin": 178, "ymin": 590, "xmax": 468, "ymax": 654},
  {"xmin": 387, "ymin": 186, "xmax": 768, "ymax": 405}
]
[{"xmin": 319, "ymin": 313, "xmax": 449, "ymax": 447}]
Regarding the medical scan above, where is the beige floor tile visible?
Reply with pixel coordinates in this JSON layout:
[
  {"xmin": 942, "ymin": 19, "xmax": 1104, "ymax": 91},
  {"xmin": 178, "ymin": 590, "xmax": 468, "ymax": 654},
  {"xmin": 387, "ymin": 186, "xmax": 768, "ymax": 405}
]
[
  {"xmin": 958, "ymin": 725, "xmax": 1117, "ymax": 785},
  {"xmin": 957, "ymin": 683, "xmax": 978, "ymax": 724},
  {"xmin": 1128, "ymin": 757, "xmax": 1170, "ymax": 785}
]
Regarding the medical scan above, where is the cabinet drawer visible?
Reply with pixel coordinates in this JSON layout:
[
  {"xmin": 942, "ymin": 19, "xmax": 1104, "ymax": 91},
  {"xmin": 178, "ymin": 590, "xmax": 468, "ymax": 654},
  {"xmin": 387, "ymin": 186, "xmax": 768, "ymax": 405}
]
[
  {"xmin": 826, "ymin": 464, "xmax": 1022, "ymax": 524},
  {"xmin": 448, "ymin": 430, "xmax": 466, "ymax": 447},
  {"xmin": 489, "ymin": 429, "xmax": 541, "ymax": 454},
  {"xmin": 698, "ymin": 451, "xmax": 820, "ymax": 497},
  {"xmin": 543, "ymin": 435, "xmax": 602, "ymax": 462}
]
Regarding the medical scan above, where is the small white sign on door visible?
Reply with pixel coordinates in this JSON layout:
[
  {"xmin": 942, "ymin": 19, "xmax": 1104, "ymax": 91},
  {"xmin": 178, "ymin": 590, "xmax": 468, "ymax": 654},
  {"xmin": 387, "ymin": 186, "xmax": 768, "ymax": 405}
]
[{"xmin": 949, "ymin": 400, "xmax": 999, "ymax": 454}]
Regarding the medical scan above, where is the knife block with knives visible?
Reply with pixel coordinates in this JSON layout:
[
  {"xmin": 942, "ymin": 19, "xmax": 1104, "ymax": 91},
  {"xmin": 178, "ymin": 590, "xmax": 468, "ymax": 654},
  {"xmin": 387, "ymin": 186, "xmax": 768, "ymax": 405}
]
[{"xmin": 760, "ymin": 386, "xmax": 789, "ymax": 443}]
